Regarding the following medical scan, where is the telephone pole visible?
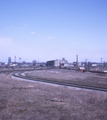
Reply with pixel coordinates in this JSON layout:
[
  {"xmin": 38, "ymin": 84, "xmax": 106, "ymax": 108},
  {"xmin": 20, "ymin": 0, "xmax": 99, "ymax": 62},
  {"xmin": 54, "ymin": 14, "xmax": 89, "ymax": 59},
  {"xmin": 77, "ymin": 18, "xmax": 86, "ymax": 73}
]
[
  {"xmin": 101, "ymin": 58, "xmax": 103, "ymax": 72},
  {"xmin": 85, "ymin": 59, "xmax": 87, "ymax": 70}
]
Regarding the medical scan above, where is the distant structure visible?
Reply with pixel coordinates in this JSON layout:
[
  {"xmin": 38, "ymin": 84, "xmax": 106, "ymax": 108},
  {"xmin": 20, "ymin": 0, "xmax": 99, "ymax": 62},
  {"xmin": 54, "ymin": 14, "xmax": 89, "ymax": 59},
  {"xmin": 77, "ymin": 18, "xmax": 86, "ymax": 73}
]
[
  {"xmin": 15, "ymin": 56, "xmax": 16, "ymax": 63},
  {"xmin": 19, "ymin": 57, "xmax": 21, "ymax": 63},
  {"xmin": 8, "ymin": 57, "xmax": 11, "ymax": 63},
  {"xmin": 46, "ymin": 58, "xmax": 68, "ymax": 67},
  {"xmin": 76, "ymin": 55, "xmax": 78, "ymax": 67},
  {"xmin": 32, "ymin": 60, "xmax": 36, "ymax": 66}
]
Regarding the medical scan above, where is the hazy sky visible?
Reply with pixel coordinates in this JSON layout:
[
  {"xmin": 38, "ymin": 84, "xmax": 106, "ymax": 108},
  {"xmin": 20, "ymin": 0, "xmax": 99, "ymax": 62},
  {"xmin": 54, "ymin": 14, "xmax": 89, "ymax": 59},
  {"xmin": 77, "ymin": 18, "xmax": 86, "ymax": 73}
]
[{"xmin": 0, "ymin": 0, "xmax": 107, "ymax": 63}]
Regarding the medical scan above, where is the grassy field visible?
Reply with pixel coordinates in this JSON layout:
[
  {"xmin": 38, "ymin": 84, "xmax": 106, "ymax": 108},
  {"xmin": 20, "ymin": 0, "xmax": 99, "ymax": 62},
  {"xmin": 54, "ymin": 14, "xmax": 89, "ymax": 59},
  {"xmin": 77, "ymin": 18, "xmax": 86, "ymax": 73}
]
[
  {"xmin": 25, "ymin": 69, "xmax": 107, "ymax": 88},
  {"xmin": 0, "ymin": 71, "xmax": 107, "ymax": 120}
]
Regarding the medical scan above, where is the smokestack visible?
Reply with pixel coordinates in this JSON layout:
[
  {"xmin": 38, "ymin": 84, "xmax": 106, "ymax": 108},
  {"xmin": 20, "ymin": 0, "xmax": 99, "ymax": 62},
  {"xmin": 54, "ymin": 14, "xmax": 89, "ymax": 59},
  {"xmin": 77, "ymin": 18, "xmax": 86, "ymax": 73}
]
[{"xmin": 76, "ymin": 55, "xmax": 78, "ymax": 67}]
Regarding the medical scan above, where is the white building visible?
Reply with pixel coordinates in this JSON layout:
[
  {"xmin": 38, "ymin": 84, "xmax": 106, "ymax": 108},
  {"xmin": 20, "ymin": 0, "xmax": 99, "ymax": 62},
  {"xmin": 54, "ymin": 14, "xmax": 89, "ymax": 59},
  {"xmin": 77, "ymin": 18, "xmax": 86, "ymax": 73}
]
[{"xmin": 46, "ymin": 58, "xmax": 68, "ymax": 67}]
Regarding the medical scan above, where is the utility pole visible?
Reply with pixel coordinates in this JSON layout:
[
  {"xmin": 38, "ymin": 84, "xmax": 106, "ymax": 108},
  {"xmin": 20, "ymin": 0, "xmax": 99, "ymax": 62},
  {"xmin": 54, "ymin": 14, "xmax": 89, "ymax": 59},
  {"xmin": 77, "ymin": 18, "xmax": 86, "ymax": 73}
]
[
  {"xmin": 101, "ymin": 58, "xmax": 103, "ymax": 72},
  {"xmin": 19, "ymin": 57, "xmax": 21, "ymax": 63},
  {"xmin": 85, "ymin": 59, "xmax": 87, "ymax": 70}
]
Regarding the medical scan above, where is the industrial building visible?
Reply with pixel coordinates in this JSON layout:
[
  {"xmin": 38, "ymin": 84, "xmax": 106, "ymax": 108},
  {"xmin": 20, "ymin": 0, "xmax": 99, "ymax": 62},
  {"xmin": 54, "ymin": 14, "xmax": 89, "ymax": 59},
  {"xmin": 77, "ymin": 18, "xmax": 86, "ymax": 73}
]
[{"xmin": 46, "ymin": 58, "xmax": 68, "ymax": 67}]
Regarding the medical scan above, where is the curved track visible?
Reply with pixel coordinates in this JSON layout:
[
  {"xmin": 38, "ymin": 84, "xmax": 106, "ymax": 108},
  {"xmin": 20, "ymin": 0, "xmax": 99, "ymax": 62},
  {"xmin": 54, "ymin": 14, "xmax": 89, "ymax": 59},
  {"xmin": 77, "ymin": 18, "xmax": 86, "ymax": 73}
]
[{"xmin": 11, "ymin": 71, "xmax": 107, "ymax": 92}]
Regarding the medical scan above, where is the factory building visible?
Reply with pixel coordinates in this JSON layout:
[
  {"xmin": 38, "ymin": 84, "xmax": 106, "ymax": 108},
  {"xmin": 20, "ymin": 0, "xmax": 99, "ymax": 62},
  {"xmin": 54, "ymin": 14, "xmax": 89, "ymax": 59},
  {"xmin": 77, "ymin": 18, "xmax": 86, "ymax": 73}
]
[{"xmin": 46, "ymin": 58, "xmax": 68, "ymax": 67}]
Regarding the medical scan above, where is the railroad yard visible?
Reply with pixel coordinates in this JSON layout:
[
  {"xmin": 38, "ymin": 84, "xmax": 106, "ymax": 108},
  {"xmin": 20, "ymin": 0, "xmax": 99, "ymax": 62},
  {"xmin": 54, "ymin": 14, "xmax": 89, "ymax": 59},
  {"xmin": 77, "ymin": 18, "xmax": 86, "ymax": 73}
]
[
  {"xmin": 1, "ymin": 0, "xmax": 107, "ymax": 119},
  {"xmin": 25, "ymin": 69, "xmax": 107, "ymax": 89},
  {"xmin": 0, "ymin": 68, "xmax": 107, "ymax": 120}
]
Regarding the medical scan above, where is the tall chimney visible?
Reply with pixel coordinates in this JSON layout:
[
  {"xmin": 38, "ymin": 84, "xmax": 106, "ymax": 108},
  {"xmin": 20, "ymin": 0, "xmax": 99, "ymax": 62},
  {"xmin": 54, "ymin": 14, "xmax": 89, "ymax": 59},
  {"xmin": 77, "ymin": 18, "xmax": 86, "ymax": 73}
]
[{"xmin": 76, "ymin": 55, "xmax": 78, "ymax": 67}]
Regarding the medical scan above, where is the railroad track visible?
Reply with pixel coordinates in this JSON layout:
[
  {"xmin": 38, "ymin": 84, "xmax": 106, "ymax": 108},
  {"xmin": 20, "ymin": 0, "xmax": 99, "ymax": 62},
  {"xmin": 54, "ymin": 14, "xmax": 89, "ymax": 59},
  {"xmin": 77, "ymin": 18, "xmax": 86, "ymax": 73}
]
[
  {"xmin": 11, "ymin": 71, "xmax": 107, "ymax": 92},
  {"xmin": 0, "ymin": 67, "xmax": 54, "ymax": 73}
]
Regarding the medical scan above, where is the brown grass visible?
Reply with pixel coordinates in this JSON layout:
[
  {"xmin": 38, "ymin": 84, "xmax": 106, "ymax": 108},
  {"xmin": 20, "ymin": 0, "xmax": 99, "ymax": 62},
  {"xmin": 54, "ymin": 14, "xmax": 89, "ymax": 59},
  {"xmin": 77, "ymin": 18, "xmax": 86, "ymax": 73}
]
[
  {"xmin": 25, "ymin": 69, "xmax": 107, "ymax": 88},
  {"xmin": 0, "ymin": 72, "xmax": 107, "ymax": 120}
]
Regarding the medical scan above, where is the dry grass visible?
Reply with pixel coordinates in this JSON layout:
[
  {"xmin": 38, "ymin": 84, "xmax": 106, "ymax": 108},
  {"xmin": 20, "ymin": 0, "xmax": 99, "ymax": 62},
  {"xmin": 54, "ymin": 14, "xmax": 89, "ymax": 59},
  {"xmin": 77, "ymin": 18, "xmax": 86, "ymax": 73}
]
[
  {"xmin": 25, "ymin": 69, "xmax": 107, "ymax": 88},
  {"xmin": 0, "ymin": 72, "xmax": 107, "ymax": 120}
]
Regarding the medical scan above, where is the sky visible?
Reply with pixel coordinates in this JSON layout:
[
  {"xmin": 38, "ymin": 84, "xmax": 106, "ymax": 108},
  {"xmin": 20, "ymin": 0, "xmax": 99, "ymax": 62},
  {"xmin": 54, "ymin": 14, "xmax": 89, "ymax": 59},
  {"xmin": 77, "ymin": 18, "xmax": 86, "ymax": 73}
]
[{"xmin": 0, "ymin": 0, "xmax": 107, "ymax": 63}]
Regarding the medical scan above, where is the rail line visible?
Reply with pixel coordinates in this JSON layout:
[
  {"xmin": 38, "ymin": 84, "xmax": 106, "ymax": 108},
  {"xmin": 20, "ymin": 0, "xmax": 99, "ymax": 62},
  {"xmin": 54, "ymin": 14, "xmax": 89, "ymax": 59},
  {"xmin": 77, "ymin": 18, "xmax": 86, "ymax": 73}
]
[
  {"xmin": 0, "ymin": 67, "xmax": 55, "ymax": 73},
  {"xmin": 11, "ymin": 71, "xmax": 107, "ymax": 92}
]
